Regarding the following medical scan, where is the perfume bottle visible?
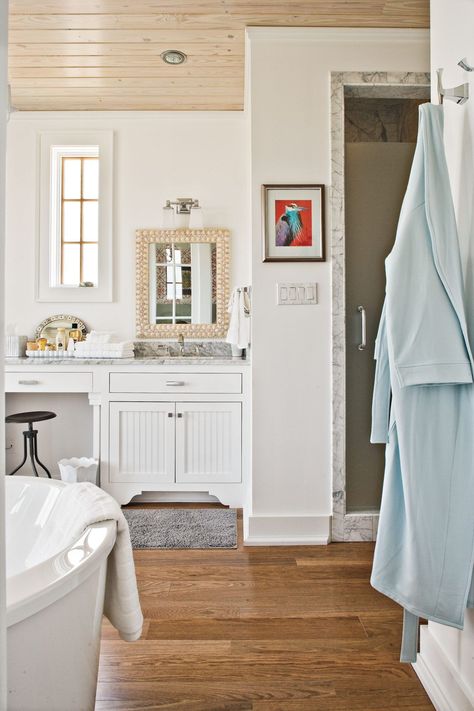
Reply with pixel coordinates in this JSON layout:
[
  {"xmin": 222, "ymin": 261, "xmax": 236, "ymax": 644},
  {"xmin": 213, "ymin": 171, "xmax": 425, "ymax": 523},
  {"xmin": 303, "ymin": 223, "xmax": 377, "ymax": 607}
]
[
  {"xmin": 56, "ymin": 327, "xmax": 66, "ymax": 352},
  {"xmin": 69, "ymin": 323, "xmax": 83, "ymax": 342}
]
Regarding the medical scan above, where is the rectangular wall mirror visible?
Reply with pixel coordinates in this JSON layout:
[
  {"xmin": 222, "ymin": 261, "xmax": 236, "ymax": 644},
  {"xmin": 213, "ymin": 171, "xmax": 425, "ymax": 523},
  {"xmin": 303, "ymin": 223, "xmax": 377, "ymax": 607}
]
[{"xmin": 136, "ymin": 229, "xmax": 230, "ymax": 338}]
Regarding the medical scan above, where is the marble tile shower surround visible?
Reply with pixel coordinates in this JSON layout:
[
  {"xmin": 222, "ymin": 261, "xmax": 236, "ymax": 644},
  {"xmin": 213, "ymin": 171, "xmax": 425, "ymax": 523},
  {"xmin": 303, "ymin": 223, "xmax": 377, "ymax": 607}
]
[
  {"xmin": 345, "ymin": 98, "xmax": 424, "ymax": 143},
  {"xmin": 331, "ymin": 71, "xmax": 431, "ymax": 542}
]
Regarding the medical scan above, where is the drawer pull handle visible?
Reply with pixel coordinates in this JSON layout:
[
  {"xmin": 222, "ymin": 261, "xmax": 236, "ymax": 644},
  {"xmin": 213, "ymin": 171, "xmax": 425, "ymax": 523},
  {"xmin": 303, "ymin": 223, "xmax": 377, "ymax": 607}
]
[
  {"xmin": 166, "ymin": 380, "xmax": 185, "ymax": 386},
  {"xmin": 18, "ymin": 380, "xmax": 40, "ymax": 385}
]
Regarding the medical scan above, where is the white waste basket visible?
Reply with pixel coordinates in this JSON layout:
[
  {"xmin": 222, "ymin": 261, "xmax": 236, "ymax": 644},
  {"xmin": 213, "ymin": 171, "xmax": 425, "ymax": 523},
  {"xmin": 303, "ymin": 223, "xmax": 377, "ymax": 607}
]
[{"xmin": 58, "ymin": 457, "xmax": 99, "ymax": 484}]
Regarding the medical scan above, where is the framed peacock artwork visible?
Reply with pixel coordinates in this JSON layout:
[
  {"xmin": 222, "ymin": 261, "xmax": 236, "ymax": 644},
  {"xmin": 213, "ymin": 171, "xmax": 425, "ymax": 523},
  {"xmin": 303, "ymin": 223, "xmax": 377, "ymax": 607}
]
[{"xmin": 262, "ymin": 184, "xmax": 325, "ymax": 262}]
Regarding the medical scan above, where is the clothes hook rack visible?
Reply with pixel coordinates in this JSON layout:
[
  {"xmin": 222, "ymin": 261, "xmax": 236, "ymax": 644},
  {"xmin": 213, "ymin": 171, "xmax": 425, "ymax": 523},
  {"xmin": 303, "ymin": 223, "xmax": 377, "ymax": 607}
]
[{"xmin": 437, "ymin": 68, "xmax": 469, "ymax": 105}]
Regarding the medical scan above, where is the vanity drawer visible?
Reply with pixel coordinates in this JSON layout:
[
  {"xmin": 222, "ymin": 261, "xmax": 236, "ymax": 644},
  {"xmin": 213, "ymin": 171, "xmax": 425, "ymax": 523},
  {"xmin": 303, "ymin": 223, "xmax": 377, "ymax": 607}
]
[
  {"xmin": 109, "ymin": 372, "xmax": 242, "ymax": 394},
  {"xmin": 6, "ymin": 372, "xmax": 93, "ymax": 393}
]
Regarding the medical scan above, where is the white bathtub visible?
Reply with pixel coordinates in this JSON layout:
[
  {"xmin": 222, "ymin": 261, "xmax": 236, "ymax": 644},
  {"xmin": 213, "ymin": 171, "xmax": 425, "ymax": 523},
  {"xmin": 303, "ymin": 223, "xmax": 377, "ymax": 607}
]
[{"xmin": 6, "ymin": 476, "xmax": 117, "ymax": 711}]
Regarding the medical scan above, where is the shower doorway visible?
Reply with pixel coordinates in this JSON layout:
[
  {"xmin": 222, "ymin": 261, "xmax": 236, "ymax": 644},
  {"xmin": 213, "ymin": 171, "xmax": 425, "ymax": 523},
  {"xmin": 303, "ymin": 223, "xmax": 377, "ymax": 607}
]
[{"xmin": 331, "ymin": 73, "xmax": 431, "ymax": 541}]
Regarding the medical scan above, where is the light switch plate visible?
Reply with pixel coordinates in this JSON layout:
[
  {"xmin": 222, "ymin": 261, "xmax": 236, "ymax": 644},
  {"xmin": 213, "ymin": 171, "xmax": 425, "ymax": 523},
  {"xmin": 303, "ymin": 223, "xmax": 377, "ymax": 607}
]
[{"xmin": 277, "ymin": 282, "xmax": 318, "ymax": 305}]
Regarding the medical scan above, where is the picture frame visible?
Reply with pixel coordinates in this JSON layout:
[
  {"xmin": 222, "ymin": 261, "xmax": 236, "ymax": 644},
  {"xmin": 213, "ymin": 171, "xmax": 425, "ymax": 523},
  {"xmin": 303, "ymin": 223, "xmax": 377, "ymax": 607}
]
[{"xmin": 262, "ymin": 184, "xmax": 325, "ymax": 262}]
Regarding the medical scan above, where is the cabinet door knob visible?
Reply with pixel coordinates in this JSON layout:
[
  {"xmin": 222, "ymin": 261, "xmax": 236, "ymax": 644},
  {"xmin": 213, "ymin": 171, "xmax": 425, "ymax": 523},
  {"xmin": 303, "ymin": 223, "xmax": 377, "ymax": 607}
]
[
  {"xmin": 166, "ymin": 380, "xmax": 185, "ymax": 386},
  {"xmin": 177, "ymin": 412, "xmax": 183, "ymax": 418},
  {"xmin": 167, "ymin": 412, "xmax": 173, "ymax": 418}
]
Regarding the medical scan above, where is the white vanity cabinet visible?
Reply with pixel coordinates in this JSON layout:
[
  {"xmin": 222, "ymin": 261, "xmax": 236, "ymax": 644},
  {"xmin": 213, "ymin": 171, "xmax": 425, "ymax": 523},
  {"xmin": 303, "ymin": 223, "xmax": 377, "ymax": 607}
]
[
  {"xmin": 109, "ymin": 400, "xmax": 241, "ymax": 486},
  {"xmin": 102, "ymin": 366, "xmax": 247, "ymax": 504},
  {"xmin": 5, "ymin": 358, "xmax": 250, "ymax": 508},
  {"xmin": 109, "ymin": 402, "xmax": 176, "ymax": 484},
  {"xmin": 175, "ymin": 402, "xmax": 241, "ymax": 484}
]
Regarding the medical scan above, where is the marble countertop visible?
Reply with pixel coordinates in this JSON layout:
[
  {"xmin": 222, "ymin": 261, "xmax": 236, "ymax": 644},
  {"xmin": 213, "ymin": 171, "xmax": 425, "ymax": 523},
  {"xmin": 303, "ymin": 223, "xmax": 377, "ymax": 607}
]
[{"xmin": 5, "ymin": 356, "xmax": 250, "ymax": 367}]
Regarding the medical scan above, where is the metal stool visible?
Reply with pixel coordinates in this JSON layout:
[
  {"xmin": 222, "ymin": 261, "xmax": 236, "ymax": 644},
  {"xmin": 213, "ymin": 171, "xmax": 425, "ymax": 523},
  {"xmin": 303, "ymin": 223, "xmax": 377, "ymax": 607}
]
[{"xmin": 5, "ymin": 411, "xmax": 57, "ymax": 478}]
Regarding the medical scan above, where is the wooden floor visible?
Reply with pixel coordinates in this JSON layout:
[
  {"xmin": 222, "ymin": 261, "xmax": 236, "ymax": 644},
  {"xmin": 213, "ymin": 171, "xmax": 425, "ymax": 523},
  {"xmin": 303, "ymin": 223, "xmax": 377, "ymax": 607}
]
[{"xmin": 95, "ymin": 507, "xmax": 433, "ymax": 711}]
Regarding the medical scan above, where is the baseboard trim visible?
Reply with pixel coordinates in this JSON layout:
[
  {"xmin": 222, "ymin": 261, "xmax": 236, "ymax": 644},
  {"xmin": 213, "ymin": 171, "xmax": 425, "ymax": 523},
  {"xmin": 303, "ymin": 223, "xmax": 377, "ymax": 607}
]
[
  {"xmin": 245, "ymin": 514, "xmax": 330, "ymax": 546},
  {"xmin": 244, "ymin": 534, "xmax": 329, "ymax": 546},
  {"xmin": 413, "ymin": 626, "xmax": 474, "ymax": 711}
]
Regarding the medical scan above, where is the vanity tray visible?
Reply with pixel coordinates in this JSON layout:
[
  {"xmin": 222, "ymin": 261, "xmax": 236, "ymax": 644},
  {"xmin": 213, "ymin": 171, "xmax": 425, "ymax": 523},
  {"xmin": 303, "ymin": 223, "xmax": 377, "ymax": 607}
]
[{"xmin": 26, "ymin": 350, "xmax": 75, "ymax": 359}]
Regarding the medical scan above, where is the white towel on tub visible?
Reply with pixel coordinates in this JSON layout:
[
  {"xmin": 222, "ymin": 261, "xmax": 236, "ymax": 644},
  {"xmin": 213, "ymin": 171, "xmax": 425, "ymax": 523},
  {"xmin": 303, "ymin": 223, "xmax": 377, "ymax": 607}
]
[{"xmin": 47, "ymin": 482, "xmax": 143, "ymax": 642}]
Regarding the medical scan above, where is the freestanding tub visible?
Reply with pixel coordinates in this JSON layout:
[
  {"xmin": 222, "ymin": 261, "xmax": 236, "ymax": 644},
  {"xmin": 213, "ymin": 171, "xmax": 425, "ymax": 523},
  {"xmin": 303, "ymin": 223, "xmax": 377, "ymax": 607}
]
[{"xmin": 6, "ymin": 476, "xmax": 117, "ymax": 711}]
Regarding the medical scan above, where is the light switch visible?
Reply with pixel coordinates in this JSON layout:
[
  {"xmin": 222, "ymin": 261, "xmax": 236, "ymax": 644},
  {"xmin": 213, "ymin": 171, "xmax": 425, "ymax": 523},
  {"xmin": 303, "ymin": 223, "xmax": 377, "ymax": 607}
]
[{"xmin": 277, "ymin": 283, "xmax": 318, "ymax": 305}]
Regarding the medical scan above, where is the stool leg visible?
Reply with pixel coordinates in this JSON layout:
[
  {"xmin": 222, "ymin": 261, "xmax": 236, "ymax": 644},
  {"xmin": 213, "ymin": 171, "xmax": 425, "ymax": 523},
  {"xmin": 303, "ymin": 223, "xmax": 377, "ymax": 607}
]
[
  {"xmin": 32, "ymin": 431, "xmax": 52, "ymax": 479},
  {"xmin": 8, "ymin": 433, "xmax": 28, "ymax": 476},
  {"xmin": 27, "ymin": 430, "xmax": 40, "ymax": 477}
]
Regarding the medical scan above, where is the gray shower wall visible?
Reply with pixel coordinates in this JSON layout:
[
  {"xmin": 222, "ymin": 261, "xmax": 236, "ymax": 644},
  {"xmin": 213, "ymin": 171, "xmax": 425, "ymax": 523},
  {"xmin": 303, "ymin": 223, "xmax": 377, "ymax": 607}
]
[{"xmin": 344, "ymin": 95, "xmax": 426, "ymax": 512}]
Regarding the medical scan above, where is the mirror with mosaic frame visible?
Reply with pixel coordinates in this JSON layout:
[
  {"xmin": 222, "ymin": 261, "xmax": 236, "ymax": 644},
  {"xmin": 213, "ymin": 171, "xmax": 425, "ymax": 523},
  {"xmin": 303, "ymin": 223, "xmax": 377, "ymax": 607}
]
[{"xmin": 136, "ymin": 229, "xmax": 230, "ymax": 338}]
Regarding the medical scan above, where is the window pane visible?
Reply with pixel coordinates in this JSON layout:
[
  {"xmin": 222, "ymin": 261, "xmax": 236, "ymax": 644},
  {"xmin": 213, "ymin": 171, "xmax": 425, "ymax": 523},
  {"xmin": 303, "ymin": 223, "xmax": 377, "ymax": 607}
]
[
  {"xmin": 83, "ymin": 201, "xmax": 98, "ymax": 242},
  {"xmin": 82, "ymin": 243, "xmax": 98, "ymax": 285},
  {"xmin": 155, "ymin": 303, "xmax": 173, "ymax": 319},
  {"xmin": 62, "ymin": 201, "xmax": 81, "ymax": 242},
  {"xmin": 83, "ymin": 158, "xmax": 99, "ymax": 199},
  {"xmin": 174, "ymin": 243, "xmax": 191, "ymax": 264},
  {"xmin": 62, "ymin": 243, "xmax": 80, "ymax": 285},
  {"xmin": 63, "ymin": 158, "xmax": 81, "ymax": 199},
  {"xmin": 182, "ymin": 266, "xmax": 192, "ymax": 296}
]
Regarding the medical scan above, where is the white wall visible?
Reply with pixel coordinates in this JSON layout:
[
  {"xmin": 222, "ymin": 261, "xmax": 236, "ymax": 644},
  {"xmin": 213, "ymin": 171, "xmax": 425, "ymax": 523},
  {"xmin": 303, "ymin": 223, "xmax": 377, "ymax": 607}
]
[
  {"xmin": 0, "ymin": 0, "xmax": 7, "ymax": 705},
  {"xmin": 413, "ymin": 2, "xmax": 474, "ymax": 707},
  {"xmin": 5, "ymin": 394, "xmax": 92, "ymax": 478},
  {"xmin": 4, "ymin": 29, "xmax": 430, "ymax": 541},
  {"xmin": 247, "ymin": 28, "xmax": 429, "ymax": 542},
  {"xmin": 5, "ymin": 112, "xmax": 250, "ymax": 339}
]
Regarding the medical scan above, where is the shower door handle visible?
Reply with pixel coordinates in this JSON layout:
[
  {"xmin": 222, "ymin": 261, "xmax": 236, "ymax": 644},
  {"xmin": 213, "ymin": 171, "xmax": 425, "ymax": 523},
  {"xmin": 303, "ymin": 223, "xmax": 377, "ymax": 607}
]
[{"xmin": 357, "ymin": 305, "xmax": 366, "ymax": 351}]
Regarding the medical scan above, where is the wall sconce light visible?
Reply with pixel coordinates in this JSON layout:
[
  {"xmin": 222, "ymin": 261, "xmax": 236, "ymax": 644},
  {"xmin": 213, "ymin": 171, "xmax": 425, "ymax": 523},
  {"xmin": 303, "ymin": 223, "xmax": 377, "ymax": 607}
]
[
  {"xmin": 162, "ymin": 198, "xmax": 204, "ymax": 229},
  {"xmin": 164, "ymin": 198, "xmax": 199, "ymax": 215}
]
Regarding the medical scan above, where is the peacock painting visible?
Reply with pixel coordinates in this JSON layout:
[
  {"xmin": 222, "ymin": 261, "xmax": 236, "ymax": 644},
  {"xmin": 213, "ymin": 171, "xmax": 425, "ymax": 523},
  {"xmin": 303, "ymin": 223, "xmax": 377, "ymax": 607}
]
[
  {"xmin": 262, "ymin": 184, "xmax": 325, "ymax": 262},
  {"xmin": 275, "ymin": 199, "xmax": 312, "ymax": 247}
]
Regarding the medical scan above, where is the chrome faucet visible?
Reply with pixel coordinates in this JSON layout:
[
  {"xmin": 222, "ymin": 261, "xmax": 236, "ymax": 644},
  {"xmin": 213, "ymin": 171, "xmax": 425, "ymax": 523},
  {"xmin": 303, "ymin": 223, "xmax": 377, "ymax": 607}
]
[{"xmin": 177, "ymin": 333, "xmax": 185, "ymax": 355}]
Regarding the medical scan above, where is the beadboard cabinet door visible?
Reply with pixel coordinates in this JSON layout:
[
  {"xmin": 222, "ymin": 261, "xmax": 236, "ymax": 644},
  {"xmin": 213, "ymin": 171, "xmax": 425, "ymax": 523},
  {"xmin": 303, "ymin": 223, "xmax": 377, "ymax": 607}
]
[
  {"xmin": 109, "ymin": 402, "xmax": 175, "ymax": 483},
  {"xmin": 175, "ymin": 402, "xmax": 241, "ymax": 483}
]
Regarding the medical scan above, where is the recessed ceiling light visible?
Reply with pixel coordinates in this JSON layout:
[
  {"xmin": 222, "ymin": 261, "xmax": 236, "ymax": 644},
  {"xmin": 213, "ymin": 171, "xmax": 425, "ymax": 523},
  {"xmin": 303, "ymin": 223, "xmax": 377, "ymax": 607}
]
[{"xmin": 161, "ymin": 50, "xmax": 187, "ymax": 65}]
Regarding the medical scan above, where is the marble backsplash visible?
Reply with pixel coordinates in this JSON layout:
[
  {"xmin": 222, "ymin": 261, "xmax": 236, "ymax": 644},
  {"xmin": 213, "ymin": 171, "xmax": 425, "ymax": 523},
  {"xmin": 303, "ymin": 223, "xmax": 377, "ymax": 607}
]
[{"xmin": 134, "ymin": 340, "xmax": 233, "ymax": 358}]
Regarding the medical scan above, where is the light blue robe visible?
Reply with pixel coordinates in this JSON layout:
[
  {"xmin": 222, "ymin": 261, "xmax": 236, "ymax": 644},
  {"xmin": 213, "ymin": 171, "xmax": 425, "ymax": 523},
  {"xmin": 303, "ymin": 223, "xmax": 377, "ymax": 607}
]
[{"xmin": 371, "ymin": 103, "xmax": 474, "ymax": 662}]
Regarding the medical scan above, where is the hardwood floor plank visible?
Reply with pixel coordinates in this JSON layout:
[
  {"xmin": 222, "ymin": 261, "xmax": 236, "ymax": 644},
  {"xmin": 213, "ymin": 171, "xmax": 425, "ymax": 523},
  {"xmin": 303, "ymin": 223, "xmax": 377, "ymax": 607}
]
[
  {"xmin": 146, "ymin": 616, "xmax": 367, "ymax": 641},
  {"xmin": 95, "ymin": 680, "xmax": 335, "ymax": 710},
  {"xmin": 95, "ymin": 513, "xmax": 432, "ymax": 710}
]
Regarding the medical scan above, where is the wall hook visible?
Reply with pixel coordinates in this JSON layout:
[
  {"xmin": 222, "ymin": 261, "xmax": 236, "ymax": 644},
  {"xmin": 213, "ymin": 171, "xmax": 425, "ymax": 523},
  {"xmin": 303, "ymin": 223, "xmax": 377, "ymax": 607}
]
[
  {"xmin": 458, "ymin": 57, "xmax": 474, "ymax": 72},
  {"xmin": 437, "ymin": 68, "xmax": 469, "ymax": 105}
]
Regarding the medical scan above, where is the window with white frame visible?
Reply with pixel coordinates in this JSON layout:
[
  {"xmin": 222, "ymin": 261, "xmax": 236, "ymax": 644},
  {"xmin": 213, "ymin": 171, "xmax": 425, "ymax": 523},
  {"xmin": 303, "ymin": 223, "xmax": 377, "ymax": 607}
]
[
  {"xmin": 51, "ymin": 146, "xmax": 99, "ymax": 287},
  {"xmin": 38, "ymin": 131, "xmax": 113, "ymax": 302}
]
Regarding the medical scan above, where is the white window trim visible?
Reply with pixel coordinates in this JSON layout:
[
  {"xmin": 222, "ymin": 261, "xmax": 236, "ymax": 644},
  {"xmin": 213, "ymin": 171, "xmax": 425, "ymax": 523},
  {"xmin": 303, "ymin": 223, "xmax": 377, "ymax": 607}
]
[{"xmin": 37, "ymin": 130, "xmax": 114, "ymax": 302}]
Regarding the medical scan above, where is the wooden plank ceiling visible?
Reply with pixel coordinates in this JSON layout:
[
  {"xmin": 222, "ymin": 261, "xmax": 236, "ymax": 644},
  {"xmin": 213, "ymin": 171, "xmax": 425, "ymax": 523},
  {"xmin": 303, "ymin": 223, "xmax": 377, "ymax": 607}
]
[{"xmin": 8, "ymin": 1, "xmax": 430, "ymax": 112}]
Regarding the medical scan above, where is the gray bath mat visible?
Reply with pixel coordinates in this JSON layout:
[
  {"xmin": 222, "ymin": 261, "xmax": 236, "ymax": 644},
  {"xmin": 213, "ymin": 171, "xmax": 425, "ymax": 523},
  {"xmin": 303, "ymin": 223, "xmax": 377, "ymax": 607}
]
[{"xmin": 123, "ymin": 508, "xmax": 237, "ymax": 549}]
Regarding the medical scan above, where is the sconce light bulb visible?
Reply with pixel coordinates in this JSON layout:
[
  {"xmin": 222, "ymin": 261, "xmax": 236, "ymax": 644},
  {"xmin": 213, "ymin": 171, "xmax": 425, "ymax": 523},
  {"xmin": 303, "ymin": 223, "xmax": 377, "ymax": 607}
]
[
  {"xmin": 188, "ymin": 205, "xmax": 204, "ymax": 229},
  {"xmin": 162, "ymin": 204, "xmax": 175, "ymax": 228}
]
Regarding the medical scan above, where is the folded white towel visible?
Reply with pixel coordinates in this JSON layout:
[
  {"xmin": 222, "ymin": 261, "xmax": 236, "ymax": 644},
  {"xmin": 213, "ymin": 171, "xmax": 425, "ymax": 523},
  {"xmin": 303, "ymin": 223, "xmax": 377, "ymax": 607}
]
[
  {"xmin": 75, "ymin": 340, "xmax": 135, "ymax": 359},
  {"xmin": 226, "ymin": 286, "xmax": 251, "ymax": 349},
  {"xmin": 76, "ymin": 342, "xmax": 134, "ymax": 352},
  {"xmin": 85, "ymin": 331, "xmax": 113, "ymax": 344},
  {"xmin": 36, "ymin": 482, "xmax": 143, "ymax": 642},
  {"xmin": 74, "ymin": 350, "xmax": 135, "ymax": 359}
]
